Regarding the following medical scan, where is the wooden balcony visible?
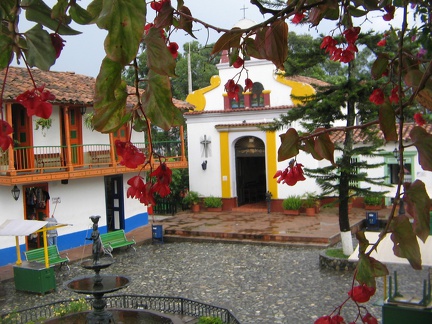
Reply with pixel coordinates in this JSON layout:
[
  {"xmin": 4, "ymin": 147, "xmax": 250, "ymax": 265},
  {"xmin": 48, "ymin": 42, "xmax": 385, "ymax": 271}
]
[{"xmin": 0, "ymin": 141, "xmax": 188, "ymax": 186}]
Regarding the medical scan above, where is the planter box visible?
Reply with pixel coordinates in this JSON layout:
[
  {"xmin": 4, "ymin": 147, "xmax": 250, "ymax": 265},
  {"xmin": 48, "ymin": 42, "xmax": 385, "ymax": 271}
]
[
  {"xmin": 283, "ymin": 209, "xmax": 300, "ymax": 215},
  {"xmin": 206, "ymin": 207, "xmax": 222, "ymax": 212},
  {"xmin": 365, "ymin": 205, "xmax": 382, "ymax": 210}
]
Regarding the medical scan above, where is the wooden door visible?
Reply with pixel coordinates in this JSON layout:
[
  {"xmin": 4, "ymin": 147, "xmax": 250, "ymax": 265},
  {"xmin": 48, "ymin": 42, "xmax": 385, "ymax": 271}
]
[
  {"xmin": 12, "ymin": 104, "xmax": 34, "ymax": 170},
  {"xmin": 68, "ymin": 108, "xmax": 83, "ymax": 166}
]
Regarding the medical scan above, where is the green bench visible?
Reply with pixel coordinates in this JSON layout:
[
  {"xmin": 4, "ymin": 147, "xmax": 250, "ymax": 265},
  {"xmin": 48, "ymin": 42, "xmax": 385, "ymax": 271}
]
[
  {"xmin": 24, "ymin": 245, "xmax": 70, "ymax": 271},
  {"xmin": 99, "ymin": 230, "xmax": 136, "ymax": 257}
]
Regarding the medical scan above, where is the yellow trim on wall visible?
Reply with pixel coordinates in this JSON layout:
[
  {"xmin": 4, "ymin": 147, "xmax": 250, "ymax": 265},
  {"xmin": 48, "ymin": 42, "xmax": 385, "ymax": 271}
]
[
  {"xmin": 275, "ymin": 74, "xmax": 315, "ymax": 106},
  {"xmin": 220, "ymin": 132, "xmax": 231, "ymax": 198},
  {"xmin": 266, "ymin": 131, "xmax": 278, "ymax": 199},
  {"xmin": 185, "ymin": 75, "xmax": 221, "ymax": 111}
]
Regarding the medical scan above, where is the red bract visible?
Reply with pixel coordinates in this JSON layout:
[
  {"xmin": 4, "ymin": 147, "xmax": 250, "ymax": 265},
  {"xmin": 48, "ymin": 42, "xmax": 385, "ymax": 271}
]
[
  {"xmin": 232, "ymin": 57, "xmax": 244, "ymax": 68},
  {"xmin": 315, "ymin": 316, "xmax": 332, "ymax": 324},
  {"xmin": 389, "ymin": 86, "xmax": 400, "ymax": 104},
  {"xmin": 50, "ymin": 33, "xmax": 65, "ymax": 58},
  {"xmin": 320, "ymin": 36, "xmax": 338, "ymax": 53},
  {"xmin": 369, "ymin": 88, "xmax": 385, "ymax": 105},
  {"xmin": 0, "ymin": 120, "xmax": 13, "ymax": 151},
  {"xmin": 343, "ymin": 27, "xmax": 360, "ymax": 44},
  {"xmin": 348, "ymin": 284, "xmax": 376, "ymax": 303},
  {"xmin": 115, "ymin": 140, "xmax": 146, "ymax": 168},
  {"xmin": 377, "ymin": 39, "xmax": 386, "ymax": 47},
  {"xmin": 273, "ymin": 160, "xmax": 306, "ymax": 186},
  {"xmin": 414, "ymin": 112, "xmax": 426, "ymax": 126},
  {"xmin": 383, "ymin": 5, "xmax": 395, "ymax": 21},
  {"xmin": 16, "ymin": 85, "xmax": 55, "ymax": 119},
  {"xmin": 244, "ymin": 78, "xmax": 253, "ymax": 92},
  {"xmin": 291, "ymin": 11, "xmax": 304, "ymax": 24},
  {"xmin": 362, "ymin": 313, "xmax": 378, "ymax": 324},
  {"xmin": 150, "ymin": 162, "xmax": 172, "ymax": 198},
  {"xmin": 339, "ymin": 49, "xmax": 355, "ymax": 63},
  {"xmin": 168, "ymin": 42, "xmax": 179, "ymax": 59},
  {"xmin": 225, "ymin": 79, "xmax": 241, "ymax": 101},
  {"xmin": 150, "ymin": 0, "xmax": 169, "ymax": 12},
  {"xmin": 127, "ymin": 175, "xmax": 146, "ymax": 199}
]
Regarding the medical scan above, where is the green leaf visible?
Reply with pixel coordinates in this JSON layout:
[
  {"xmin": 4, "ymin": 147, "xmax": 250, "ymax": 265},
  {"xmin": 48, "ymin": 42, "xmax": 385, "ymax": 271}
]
[
  {"xmin": 51, "ymin": 0, "xmax": 68, "ymax": 20},
  {"xmin": 264, "ymin": 19, "xmax": 288, "ymax": 70},
  {"xmin": 356, "ymin": 255, "xmax": 388, "ymax": 287},
  {"xmin": 277, "ymin": 128, "xmax": 299, "ymax": 162},
  {"xmin": 25, "ymin": 0, "xmax": 81, "ymax": 35},
  {"xmin": 301, "ymin": 137, "xmax": 323, "ymax": 160},
  {"xmin": 96, "ymin": 0, "xmax": 146, "ymax": 66},
  {"xmin": 211, "ymin": 29, "xmax": 242, "ymax": 55},
  {"xmin": 403, "ymin": 180, "xmax": 431, "ymax": 243},
  {"xmin": 244, "ymin": 37, "xmax": 264, "ymax": 59},
  {"xmin": 371, "ymin": 53, "xmax": 389, "ymax": 80},
  {"xmin": 93, "ymin": 57, "xmax": 129, "ymax": 133},
  {"xmin": 24, "ymin": 24, "xmax": 56, "ymax": 70},
  {"xmin": 0, "ymin": 34, "xmax": 13, "ymax": 69},
  {"xmin": 142, "ymin": 70, "xmax": 184, "ymax": 131},
  {"xmin": 410, "ymin": 126, "xmax": 432, "ymax": 171},
  {"xmin": 178, "ymin": 5, "xmax": 196, "ymax": 38},
  {"xmin": 347, "ymin": 5, "xmax": 368, "ymax": 17},
  {"xmin": 0, "ymin": 0, "xmax": 15, "ymax": 20},
  {"xmin": 69, "ymin": 3, "xmax": 94, "ymax": 25},
  {"xmin": 154, "ymin": 0, "xmax": 173, "ymax": 29},
  {"xmin": 389, "ymin": 215, "xmax": 422, "ymax": 270},
  {"xmin": 314, "ymin": 129, "xmax": 335, "ymax": 164},
  {"xmin": 145, "ymin": 27, "xmax": 176, "ymax": 77},
  {"xmin": 378, "ymin": 102, "xmax": 397, "ymax": 141},
  {"xmin": 356, "ymin": 231, "xmax": 369, "ymax": 255}
]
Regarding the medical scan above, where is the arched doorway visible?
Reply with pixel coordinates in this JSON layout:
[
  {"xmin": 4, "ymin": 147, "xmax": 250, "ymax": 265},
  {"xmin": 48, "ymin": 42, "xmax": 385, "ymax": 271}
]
[{"xmin": 235, "ymin": 136, "xmax": 266, "ymax": 206}]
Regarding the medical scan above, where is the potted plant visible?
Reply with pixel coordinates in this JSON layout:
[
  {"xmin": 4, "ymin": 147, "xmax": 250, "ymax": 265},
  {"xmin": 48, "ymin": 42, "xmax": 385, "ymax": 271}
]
[
  {"xmin": 282, "ymin": 195, "xmax": 303, "ymax": 215},
  {"xmin": 203, "ymin": 196, "xmax": 223, "ymax": 211},
  {"xmin": 364, "ymin": 194, "xmax": 384, "ymax": 210},
  {"xmin": 303, "ymin": 192, "xmax": 317, "ymax": 216},
  {"xmin": 183, "ymin": 191, "xmax": 200, "ymax": 212}
]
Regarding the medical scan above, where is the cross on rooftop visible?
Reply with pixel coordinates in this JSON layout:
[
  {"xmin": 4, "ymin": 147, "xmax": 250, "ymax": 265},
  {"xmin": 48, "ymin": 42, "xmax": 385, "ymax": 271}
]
[{"xmin": 240, "ymin": 4, "xmax": 248, "ymax": 19}]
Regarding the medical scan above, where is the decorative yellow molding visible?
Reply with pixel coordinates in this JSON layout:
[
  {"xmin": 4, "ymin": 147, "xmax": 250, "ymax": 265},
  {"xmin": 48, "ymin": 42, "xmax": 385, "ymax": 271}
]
[
  {"xmin": 186, "ymin": 75, "xmax": 221, "ymax": 111},
  {"xmin": 275, "ymin": 74, "xmax": 315, "ymax": 106},
  {"xmin": 219, "ymin": 132, "xmax": 231, "ymax": 198}
]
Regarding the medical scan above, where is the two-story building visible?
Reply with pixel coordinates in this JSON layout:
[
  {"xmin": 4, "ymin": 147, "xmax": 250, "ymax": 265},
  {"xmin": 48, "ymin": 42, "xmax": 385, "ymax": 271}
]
[{"xmin": 0, "ymin": 67, "xmax": 190, "ymax": 266}]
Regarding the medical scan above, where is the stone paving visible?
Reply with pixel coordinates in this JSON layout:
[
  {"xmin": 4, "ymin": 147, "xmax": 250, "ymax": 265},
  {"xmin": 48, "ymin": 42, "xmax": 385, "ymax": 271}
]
[{"xmin": 0, "ymin": 240, "xmax": 430, "ymax": 323}]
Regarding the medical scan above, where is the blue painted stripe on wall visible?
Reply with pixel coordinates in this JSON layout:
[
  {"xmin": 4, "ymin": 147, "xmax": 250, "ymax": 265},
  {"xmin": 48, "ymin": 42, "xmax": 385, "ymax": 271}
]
[{"xmin": 0, "ymin": 213, "xmax": 148, "ymax": 267}]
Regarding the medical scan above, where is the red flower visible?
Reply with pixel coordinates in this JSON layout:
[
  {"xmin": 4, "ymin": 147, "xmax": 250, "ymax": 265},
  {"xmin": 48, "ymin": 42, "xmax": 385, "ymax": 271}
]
[
  {"xmin": 389, "ymin": 86, "xmax": 400, "ymax": 104},
  {"xmin": 291, "ymin": 11, "xmax": 304, "ymax": 24},
  {"xmin": 383, "ymin": 5, "xmax": 395, "ymax": 21},
  {"xmin": 16, "ymin": 85, "xmax": 55, "ymax": 119},
  {"xmin": 339, "ymin": 49, "xmax": 355, "ymax": 63},
  {"xmin": 127, "ymin": 176, "xmax": 155, "ymax": 206},
  {"xmin": 225, "ymin": 79, "xmax": 241, "ymax": 101},
  {"xmin": 244, "ymin": 78, "xmax": 253, "ymax": 92},
  {"xmin": 377, "ymin": 39, "xmax": 386, "ymax": 47},
  {"xmin": 348, "ymin": 284, "xmax": 376, "ymax": 303},
  {"xmin": 413, "ymin": 112, "xmax": 426, "ymax": 126},
  {"xmin": 0, "ymin": 120, "xmax": 13, "ymax": 151},
  {"xmin": 144, "ymin": 23, "xmax": 154, "ymax": 34},
  {"xmin": 320, "ymin": 36, "xmax": 338, "ymax": 53},
  {"xmin": 273, "ymin": 160, "xmax": 306, "ymax": 186},
  {"xmin": 315, "ymin": 315, "xmax": 344, "ymax": 324},
  {"xmin": 150, "ymin": 0, "xmax": 169, "ymax": 12},
  {"xmin": 150, "ymin": 163, "xmax": 172, "ymax": 197},
  {"xmin": 232, "ymin": 57, "xmax": 244, "ymax": 68},
  {"xmin": 50, "ymin": 33, "xmax": 65, "ymax": 58},
  {"xmin": 115, "ymin": 140, "xmax": 146, "ymax": 168},
  {"xmin": 168, "ymin": 42, "xmax": 179, "ymax": 59},
  {"xmin": 362, "ymin": 313, "xmax": 378, "ymax": 324},
  {"xmin": 369, "ymin": 88, "xmax": 385, "ymax": 105}
]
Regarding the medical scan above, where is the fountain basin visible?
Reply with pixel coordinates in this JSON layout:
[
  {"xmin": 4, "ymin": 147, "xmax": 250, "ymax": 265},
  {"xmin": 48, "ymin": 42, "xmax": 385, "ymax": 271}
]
[
  {"xmin": 65, "ymin": 274, "xmax": 130, "ymax": 295},
  {"xmin": 81, "ymin": 259, "xmax": 114, "ymax": 271}
]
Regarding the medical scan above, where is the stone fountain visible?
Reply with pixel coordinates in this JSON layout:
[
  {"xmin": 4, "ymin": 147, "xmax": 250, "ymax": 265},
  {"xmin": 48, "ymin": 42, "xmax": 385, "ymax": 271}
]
[{"xmin": 64, "ymin": 215, "xmax": 130, "ymax": 323}]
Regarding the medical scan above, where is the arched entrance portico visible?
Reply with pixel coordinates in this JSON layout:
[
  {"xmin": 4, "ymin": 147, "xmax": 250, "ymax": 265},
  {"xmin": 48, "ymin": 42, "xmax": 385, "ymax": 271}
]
[{"xmin": 235, "ymin": 136, "xmax": 266, "ymax": 206}]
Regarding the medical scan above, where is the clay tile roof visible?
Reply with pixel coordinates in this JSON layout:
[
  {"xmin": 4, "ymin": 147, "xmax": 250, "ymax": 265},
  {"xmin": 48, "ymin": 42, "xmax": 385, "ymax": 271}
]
[
  {"xmin": 1, "ymin": 66, "xmax": 194, "ymax": 110},
  {"xmin": 285, "ymin": 75, "xmax": 329, "ymax": 88},
  {"xmin": 330, "ymin": 123, "xmax": 432, "ymax": 143}
]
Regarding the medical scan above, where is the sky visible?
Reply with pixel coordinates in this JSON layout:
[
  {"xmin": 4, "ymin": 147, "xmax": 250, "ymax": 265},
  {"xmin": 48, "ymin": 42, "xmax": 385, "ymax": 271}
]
[{"xmin": 12, "ymin": 0, "xmax": 415, "ymax": 78}]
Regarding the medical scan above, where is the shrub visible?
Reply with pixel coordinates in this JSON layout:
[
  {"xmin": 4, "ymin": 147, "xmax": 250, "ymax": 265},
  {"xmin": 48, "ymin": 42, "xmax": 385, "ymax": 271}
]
[
  {"xmin": 197, "ymin": 316, "xmax": 224, "ymax": 324},
  {"xmin": 204, "ymin": 196, "xmax": 223, "ymax": 208},
  {"xmin": 282, "ymin": 195, "xmax": 303, "ymax": 210},
  {"xmin": 302, "ymin": 192, "xmax": 317, "ymax": 208},
  {"xmin": 182, "ymin": 191, "xmax": 200, "ymax": 206},
  {"xmin": 364, "ymin": 194, "xmax": 383, "ymax": 206}
]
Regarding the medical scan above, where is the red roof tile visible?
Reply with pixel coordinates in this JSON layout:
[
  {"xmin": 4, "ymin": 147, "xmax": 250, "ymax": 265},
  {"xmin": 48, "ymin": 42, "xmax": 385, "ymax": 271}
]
[{"xmin": 1, "ymin": 66, "xmax": 193, "ymax": 110}]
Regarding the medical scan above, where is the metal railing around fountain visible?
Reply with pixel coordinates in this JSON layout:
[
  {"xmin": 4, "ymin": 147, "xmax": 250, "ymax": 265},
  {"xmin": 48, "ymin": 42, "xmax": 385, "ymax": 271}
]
[{"xmin": 0, "ymin": 294, "xmax": 241, "ymax": 324}]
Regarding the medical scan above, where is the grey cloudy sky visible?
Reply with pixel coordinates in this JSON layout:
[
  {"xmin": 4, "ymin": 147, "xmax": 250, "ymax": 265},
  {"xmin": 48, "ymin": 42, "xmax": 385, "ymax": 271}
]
[{"xmin": 13, "ymin": 0, "xmax": 411, "ymax": 77}]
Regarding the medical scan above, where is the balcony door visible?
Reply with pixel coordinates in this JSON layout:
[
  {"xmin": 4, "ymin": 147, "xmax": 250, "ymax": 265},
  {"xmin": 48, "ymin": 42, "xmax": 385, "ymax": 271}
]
[
  {"xmin": 12, "ymin": 104, "xmax": 34, "ymax": 170},
  {"xmin": 62, "ymin": 107, "xmax": 83, "ymax": 166}
]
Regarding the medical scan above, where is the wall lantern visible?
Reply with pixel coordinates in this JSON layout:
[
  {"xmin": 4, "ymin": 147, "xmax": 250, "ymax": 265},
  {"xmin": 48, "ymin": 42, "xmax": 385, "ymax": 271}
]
[
  {"xmin": 11, "ymin": 185, "xmax": 20, "ymax": 201},
  {"xmin": 201, "ymin": 160, "xmax": 207, "ymax": 170},
  {"xmin": 393, "ymin": 148, "xmax": 399, "ymax": 160},
  {"xmin": 80, "ymin": 106, "xmax": 87, "ymax": 115}
]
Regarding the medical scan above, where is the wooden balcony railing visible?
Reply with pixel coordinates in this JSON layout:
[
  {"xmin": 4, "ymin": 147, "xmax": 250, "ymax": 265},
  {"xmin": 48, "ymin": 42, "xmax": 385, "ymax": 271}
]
[{"xmin": 0, "ymin": 141, "xmax": 187, "ymax": 183}]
